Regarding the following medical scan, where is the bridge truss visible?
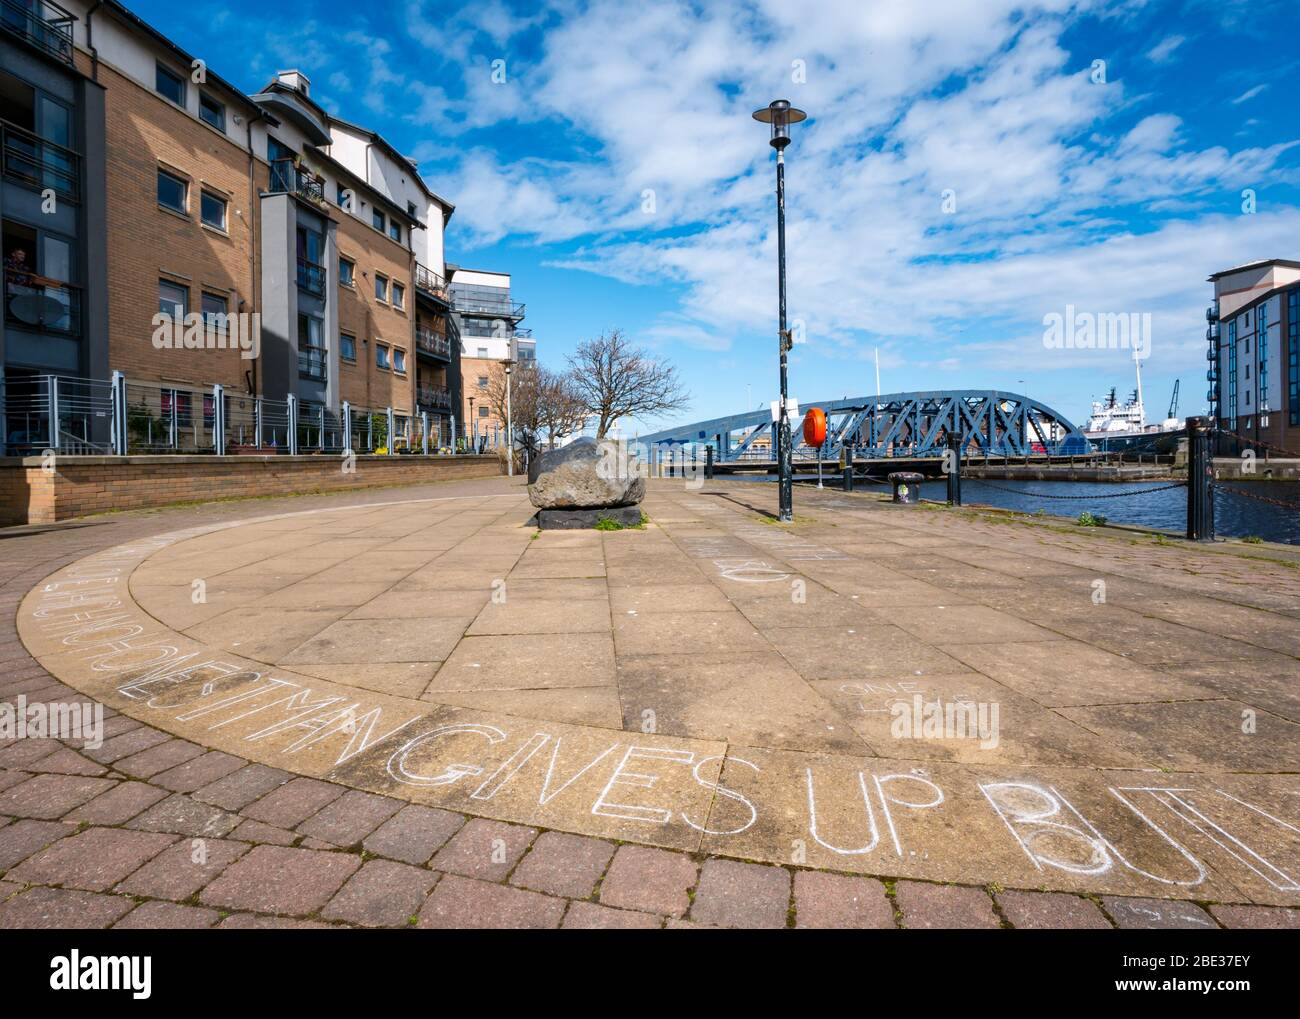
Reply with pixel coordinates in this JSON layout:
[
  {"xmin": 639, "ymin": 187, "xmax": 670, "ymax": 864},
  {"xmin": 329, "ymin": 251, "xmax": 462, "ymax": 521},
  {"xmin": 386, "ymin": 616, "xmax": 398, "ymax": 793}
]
[{"xmin": 637, "ymin": 390, "xmax": 1090, "ymax": 461}]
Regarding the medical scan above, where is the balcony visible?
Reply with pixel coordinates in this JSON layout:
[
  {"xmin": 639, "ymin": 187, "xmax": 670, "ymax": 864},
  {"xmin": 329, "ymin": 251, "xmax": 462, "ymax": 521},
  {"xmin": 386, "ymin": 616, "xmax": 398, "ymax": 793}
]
[
  {"xmin": 4, "ymin": 269, "xmax": 80, "ymax": 335},
  {"xmin": 453, "ymin": 296, "xmax": 525, "ymax": 320},
  {"xmin": 297, "ymin": 257, "xmax": 325, "ymax": 297},
  {"xmin": 415, "ymin": 326, "xmax": 451, "ymax": 360},
  {"xmin": 297, "ymin": 349, "xmax": 327, "ymax": 383},
  {"xmin": 513, "ymin": 327, "xmax": 533, "ymax": 339},
  {"xmin": 269, "ymin": 159, "xmax": 326, "ymax": 206},
  {"xmin": 1207, "ymin": 367, "xmax": 1218, "ymax": 382},
  {"xmin": 0, "ymin": 0, "xmax": 74, "ymax": 65},
  {"xmin": 2, "ymin": 119, "xmax": 79, "ymax": 201},
  {"xmin": 413, "ymin": 263, "xmax": 452, "ymax": 305},
  {"xmin": 417, "ymin": 383, "xmax": 451, "ymax": 411}
]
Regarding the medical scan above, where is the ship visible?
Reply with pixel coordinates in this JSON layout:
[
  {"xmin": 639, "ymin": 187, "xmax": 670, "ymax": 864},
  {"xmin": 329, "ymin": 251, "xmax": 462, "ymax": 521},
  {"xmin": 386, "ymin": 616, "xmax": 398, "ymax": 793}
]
[{"xmin": 1083, "ymin": 357, "xmax": 1181, "ymax": 452}]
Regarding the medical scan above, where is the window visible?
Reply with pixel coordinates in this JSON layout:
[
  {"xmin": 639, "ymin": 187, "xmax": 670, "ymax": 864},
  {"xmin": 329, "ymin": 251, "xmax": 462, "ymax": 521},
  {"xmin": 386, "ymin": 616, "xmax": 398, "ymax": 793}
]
[
  {"xmin": 1258, "ymin": 304, "xmax": 1269, "ymax": 412},
  {"xmin": 372, "ymin": 209, "xmax": 385, "ymax": 232},
  {"xmin": 155, "ymin": 64, "xmax": 186, "ymax": 106},
  {"xmin": 478, "ymin": 405, "xmax": 489, "ymax": 418},
  {"xmin": 340, "ymin": 332, "xmax": 357, "ymax": 362},
  {"xmin": 477, "ymin": 347, "xmax": 488, "ymax": 358},
  {"xmin": 392, "ymin": 282, "xmax": 405, "ymax": 310},
  {"xmin": 375, "ymin": 274, "xmax": 388, "ymax": 301},
  {"xmin": 297, "ymin": 314, "xmax": 326, "ymax": 382},
  {"xmin": 376, "ymin": 343, "xmax": 390, "ymax": 369},
  {"xmin": 199, "ymin": 93, "xmax": 225, "ymax": 131},
  {"xmin": 477, "ymin": 376, "xmax": 488, "ymax": 389},
  {"xmin": 393, "ymin": 348, "xmax": 406, "ymax": 373},
  {"xmin": 339, "ymin": 258, "xmax": 354, "ymax": 286},
  {"xmin": 1288, "ymin": 289, "xmax": 1299, "ymax": 426},
  {"xmin": 407, "ymin": 201, "xmax": 417, "ymax": 217},
  {"xmin": 200, "ymin": 190, "xmax": 227, "ymax": 230},
  {"xmin": 157, "ymin": 169, "xmax": 187, "ymax": 213},
  {"xmin": 1227, "ymin": 319, "xmax": 1238, "ymax": 430},
  {"xmin": 158, "ymin": 279, "xmax": 187, "ymax": 320},
  {"xmin": 389, "ymin": 220, "xmax": 401, "ymax": 243},
  {"xmin": 201, "ymin": 292, "xmax": 227, "ymax": 327}
]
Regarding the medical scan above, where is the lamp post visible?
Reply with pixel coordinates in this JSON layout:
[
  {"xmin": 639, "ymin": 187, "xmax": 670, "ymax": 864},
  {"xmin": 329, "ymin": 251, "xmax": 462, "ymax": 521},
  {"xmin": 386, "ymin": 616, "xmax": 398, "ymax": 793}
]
[
  {"xmin": 504, "ymin": 357, "xmax": 515, "ymax": 478},
  {"xmin": 753, "ymin": 99, "xmax": 806, "ymax": 523},
  {"xmin": 468, "ymin": 396, "xmax": 476, "ymax": 451}
]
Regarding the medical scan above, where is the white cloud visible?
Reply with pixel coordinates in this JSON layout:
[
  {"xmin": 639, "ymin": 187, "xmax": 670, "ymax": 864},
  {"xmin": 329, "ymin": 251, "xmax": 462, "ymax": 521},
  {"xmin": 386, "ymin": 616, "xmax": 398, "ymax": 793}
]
[{"xmin": 1145, "ymin": 34, "xmax": 1186, "ymax": 63}]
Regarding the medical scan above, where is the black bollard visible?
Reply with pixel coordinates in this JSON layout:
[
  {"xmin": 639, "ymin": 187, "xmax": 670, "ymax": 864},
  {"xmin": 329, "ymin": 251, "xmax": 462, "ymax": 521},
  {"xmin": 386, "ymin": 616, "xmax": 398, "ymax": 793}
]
[
  {"xmin": 705, "ymin": 444, "xmax": 714, "ymax": 480},
  {"xmin": 946, "ymin": 433, "xmax": 962, "ymax": 506},
  {"xmin": 889, "ymin": 471, "xmax": 924, "ymax": 505},
  {"xmin": 842, "ymin": 443, "xmax": 854, "ymax": 492},
  {"xmin": 1186, "ymin": 416, "xmax": 1214, "ymax": 541}
]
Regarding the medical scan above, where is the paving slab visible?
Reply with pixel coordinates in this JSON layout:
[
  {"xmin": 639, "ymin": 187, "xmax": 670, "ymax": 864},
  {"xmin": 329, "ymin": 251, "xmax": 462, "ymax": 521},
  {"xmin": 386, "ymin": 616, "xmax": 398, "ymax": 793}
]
[
  {"xmin": 199, "ymin": 845, "xmax": 361, "ymax": 915},
  {"xmin": 14, "ymin": 480, "xmax": 1300, "ymax": 924}
]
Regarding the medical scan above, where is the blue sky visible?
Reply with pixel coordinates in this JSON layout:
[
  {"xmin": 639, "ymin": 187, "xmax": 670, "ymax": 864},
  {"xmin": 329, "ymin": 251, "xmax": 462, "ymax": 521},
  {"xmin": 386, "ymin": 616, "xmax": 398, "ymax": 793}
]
[{"xmin": 134, "ymin": 0, "xmax": 1300, "ymax": 432}]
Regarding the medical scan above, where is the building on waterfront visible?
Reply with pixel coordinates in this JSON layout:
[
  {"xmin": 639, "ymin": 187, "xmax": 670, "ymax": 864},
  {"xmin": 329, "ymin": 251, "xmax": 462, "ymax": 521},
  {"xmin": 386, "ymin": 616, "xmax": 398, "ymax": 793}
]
[
  {"xmin": 3, "ymin": 0, "xmax": 461, "ymax": 453},
  {"xmin": 1207, "ymin": 258, "xmax": 1300, "ymax": 455},
  {"xmin": 450, "ymin": 267, "xmax": 534, "ymax": 447},
  {"xmin": 1, "ymin": 0, "xmax": 109, "ymax": 443}
]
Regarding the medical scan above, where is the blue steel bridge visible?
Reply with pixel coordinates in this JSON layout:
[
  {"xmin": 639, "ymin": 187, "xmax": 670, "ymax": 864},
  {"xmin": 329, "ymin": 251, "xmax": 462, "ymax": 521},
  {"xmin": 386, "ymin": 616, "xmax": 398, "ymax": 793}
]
[{"xmin": 636, "ymin": 390, "xmax": 1090, "ymax": 463}]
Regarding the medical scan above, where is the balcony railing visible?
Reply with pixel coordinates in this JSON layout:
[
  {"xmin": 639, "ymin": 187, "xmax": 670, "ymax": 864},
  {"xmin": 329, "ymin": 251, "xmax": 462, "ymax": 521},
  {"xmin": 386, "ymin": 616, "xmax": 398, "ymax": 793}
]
[
  {"xmin": 4, "ymin": 269, "xmax": 80, "ymax": 335},
  {"xmin": 1, "ymin": 119, "xmax": 80, "ymax": 202},
  {"xmin": 297, "ymin": 257, "xmax": 325, "ymax": 297},
  {"xmin": 0, "ymin": 0, "xmax": 75, "ymax": 65},
  {"xmin": 415, "ymin": 326, "xmax": 451, "ymax": 360},
  {"xmin": 452, "ymin": 296, "xmax": 525, "ymax": 319},
  {"xmin": 417, "ymin": 384, "xmax": 451, "ymax": 410},
  {"xmin": 269, "ymin": 159, "xmax": 326, "ymax": 205},
  {"xmin": 297, "ymin": 349, "xmax": 327, "ymax": 383},
  {"xmin": 414, "ymin": 262, "xmax": 452, "ymax": 304},
  {"xmin": 513, "ymin": 327, "xmax": 533, "ymax": 339}
]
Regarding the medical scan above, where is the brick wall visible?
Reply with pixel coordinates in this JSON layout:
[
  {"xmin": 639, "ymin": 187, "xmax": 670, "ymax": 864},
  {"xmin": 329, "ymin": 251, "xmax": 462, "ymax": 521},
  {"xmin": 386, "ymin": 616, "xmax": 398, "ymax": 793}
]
[
  {"xmin": 100, "ymin": 62, "xmax": 266, "ymax": 393},
  {"xmin": 0, "ymin": 455, "xmax": 503, "ymax": 526},
  {"xmin": 336, "ymin": 213, "xmax": 415, "ymax": 415},
  {"xmin": 460, "ymin": 356, "xmax": 506, "ymax": 438}
]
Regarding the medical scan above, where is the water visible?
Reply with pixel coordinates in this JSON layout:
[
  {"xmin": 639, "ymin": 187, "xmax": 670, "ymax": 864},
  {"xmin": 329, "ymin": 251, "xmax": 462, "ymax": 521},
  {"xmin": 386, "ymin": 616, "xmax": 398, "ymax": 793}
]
[{"xmin": 770, "ymin": 474, "xmax": 1300, "ymax": 545}]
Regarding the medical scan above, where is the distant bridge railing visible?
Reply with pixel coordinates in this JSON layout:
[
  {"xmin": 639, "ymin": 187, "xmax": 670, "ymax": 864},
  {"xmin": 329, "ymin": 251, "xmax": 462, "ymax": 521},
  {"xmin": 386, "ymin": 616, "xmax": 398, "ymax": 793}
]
[{"xmin": 637, "ymin": 390, "xmax": 1090, "ymax": 462}]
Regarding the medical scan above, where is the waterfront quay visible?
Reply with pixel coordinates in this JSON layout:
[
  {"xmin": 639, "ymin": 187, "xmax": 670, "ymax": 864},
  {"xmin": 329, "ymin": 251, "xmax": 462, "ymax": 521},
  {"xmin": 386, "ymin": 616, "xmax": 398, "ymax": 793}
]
[{"xmin": 2, "ymin": 474, "xmax": 1299, "ymax": 929}]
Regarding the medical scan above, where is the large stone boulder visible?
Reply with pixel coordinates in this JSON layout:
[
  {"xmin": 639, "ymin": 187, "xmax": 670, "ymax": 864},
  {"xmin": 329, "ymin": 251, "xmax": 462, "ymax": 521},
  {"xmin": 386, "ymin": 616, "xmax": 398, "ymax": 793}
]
[{"xmin": 528, "ymin": 437, "xmax": 645, "ymax": 509}]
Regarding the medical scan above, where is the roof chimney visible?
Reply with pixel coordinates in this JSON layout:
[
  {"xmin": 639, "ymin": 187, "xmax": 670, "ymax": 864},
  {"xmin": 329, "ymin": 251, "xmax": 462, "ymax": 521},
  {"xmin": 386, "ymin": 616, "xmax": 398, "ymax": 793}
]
[{"xmin": 276, "ymin": 70, "xmax": 311, "ymax": 96}]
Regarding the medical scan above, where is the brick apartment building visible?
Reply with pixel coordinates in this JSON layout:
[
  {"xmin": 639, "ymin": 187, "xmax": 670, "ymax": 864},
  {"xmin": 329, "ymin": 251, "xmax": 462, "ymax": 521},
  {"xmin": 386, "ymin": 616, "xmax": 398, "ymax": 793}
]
[
  {"xmin": 1206, "ymin": 258, "xmax": 1300, "ymax": 456},
  {"xmin": 451, "ymin": 267, "xmax": 534, "ymax": 448},
  {"xmin": 2, "ymin": 0, "xmax": 524, "ymax": 455}
]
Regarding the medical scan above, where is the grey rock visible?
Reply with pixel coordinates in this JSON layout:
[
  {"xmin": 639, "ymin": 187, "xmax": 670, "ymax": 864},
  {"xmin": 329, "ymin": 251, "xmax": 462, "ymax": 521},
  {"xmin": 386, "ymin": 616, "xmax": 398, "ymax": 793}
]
[
  {"xmin": 537, "ymin": 506, "xmax": 644, "ymax": 530},
  {"xmin": 528, "ymin": 437, "xmax": 645, "ymax": 509}
]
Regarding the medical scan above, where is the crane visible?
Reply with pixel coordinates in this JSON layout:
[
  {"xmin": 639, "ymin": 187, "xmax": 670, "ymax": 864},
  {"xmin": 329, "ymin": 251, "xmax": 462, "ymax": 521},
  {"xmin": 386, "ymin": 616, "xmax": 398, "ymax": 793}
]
[{"xmin": 1168, "ymin": 379, "xmax": 1179, "ymax": 419}]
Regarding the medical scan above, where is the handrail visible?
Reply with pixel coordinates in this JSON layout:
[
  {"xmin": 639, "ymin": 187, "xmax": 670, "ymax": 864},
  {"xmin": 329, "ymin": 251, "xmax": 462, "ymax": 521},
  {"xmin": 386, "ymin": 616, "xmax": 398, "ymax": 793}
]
[
  {"xmin": 0, "ymin": 0, "xmax": 75, "ymax": 65},
  {"xmin": 296, "ymin": 257, "xmax": 326, "ymax": 296},
  {"xmin": 4, "ymin": 268, "xmax": 81, "ymax": 335},
  {"xmin": 0, "ymin": 118, "xmax": 80, "ymax": 201}
]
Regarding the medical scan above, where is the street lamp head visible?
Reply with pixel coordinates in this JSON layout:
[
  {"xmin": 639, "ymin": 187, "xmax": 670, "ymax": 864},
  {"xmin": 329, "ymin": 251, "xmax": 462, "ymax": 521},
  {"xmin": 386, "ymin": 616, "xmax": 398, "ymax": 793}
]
[{"xmin": 752, "ymin": 99, "xmax": 806, "ymax": 150}]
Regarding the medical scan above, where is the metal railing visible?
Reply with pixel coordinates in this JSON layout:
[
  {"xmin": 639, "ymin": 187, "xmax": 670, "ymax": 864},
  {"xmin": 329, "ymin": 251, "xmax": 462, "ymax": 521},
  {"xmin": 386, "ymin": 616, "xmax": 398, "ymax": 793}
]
[
  {"xmin": 0, "ymin": 0, "xmax": 74, "ymax": 65},
  {"xmin": 415, "ymin": 326, "xmax": 451, "ymax": 359},
  {"xmin": 4, "ymin": 269, "xmax": 81, "ymax": 335},
  {"xmin": 1, "ymin": 373, "xmax": 481, "ymax": 458},
  {"xmin": 268, "ymin": 159, "xmax": 326, "ymax": 204},
  {"xmin": 296, "ymin": 257, "xmax": 326, "ymax": 296},
  {"xmin": 453, "ymin": 297, "xmax": 525, "ymax": 319},
  {"xmin": 413, "ymin": 262, "xmax": 452, "ymax": 304},
  {"xmin": 1, "ymin": 119, "xmax": 80, "ymax": 201},
  {"xmin": 297, "ymin": 349, "xmax": 327, "ymax": 382},
  {"xmin": 417, "ymin": 384, "xmax": 451, "ymax": 411}
]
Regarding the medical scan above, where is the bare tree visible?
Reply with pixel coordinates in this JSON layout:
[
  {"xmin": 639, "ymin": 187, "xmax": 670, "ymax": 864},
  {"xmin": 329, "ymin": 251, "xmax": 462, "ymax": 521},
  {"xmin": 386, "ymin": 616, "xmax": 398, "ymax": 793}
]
[
  {"xmin": 567, "ymin": 329, "xmax": 690, "ymax": 438},
  {"xmin": 536, "ymin": 369, "xmax": 587, "ymax": 448},
  {"xmin": 486, "ymin": 361, "xmax": 540, "ymax": 445}
]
